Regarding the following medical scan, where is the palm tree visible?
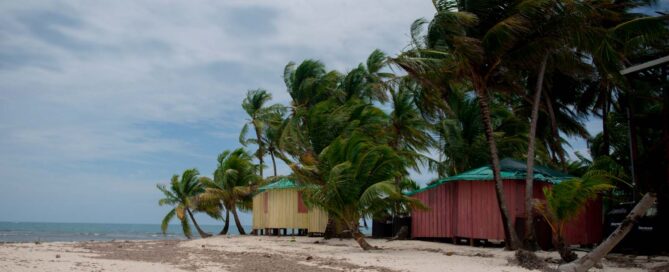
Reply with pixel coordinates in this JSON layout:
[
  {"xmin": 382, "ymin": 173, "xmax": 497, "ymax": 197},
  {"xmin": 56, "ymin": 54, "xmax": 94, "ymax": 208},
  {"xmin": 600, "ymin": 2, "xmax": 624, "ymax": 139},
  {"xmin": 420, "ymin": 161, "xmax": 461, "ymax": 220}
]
[
  {"xmin": 240, "ymin": 89, "xmax": 284, "ymax": 178},
  {"xmin": 575, "ymin": 2, "xmax": 669, "ymax": 156},
  {"xmin": 260, "ymin": 109, "xmax": 290, "ymax": 177},
  {"xmin": 394, "ymin": 0, "xmax": 551, "ymax": 249},
  {"xmin": 199, "ymin": 149, "xmax": 259, "ymax": 235},
  {"xmin": 534, "ymin": 171, "xmax": 614, "ymax": 262},
  {"xmin": 535, "ymin": 2, "xmax": 668, "ymax": 254},
  {"xmin": 388, "ymin": 79, "xmax": 434, "ymax": 173},
  {"xmin": 280, "ymin": 51, "xmax": 391, "ymax": 161},
  {"xmin": 293, "ymin": 133, "xmax": 422, "ymax": 250},
  {"xmin": 157, "ymin": 168, "xmax": 212, "ymax": 239},
  {"xmin": 385, "ymin": 78, "xmax": 435, "ymax": 232},
  {"xmin": 341, "ymin": 49, "xmax": 393, "ymax": 103},
  {"xmin": 280, "ymin": 58, "xmax": 389, "ymax": 239},
  {"xmin": 535, "ymin": 69, "xmax": 592, "ymax": 169},
  {"xmin": 280, "ymin": 60, "xmax": 340, "ymax": 159},
  {"xmin": 431, "ymin": 89, "xmax": 530, "ymax": 177},
  {"xmin": 502, "ymin": 0, "xmax": 599, "ymax": 249}
]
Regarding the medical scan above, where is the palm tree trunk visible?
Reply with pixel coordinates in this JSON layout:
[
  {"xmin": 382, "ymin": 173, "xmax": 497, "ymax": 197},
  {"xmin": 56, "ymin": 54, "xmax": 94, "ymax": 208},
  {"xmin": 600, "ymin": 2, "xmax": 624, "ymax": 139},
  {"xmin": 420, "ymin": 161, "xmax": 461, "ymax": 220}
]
[
  {"xmin": 554, "ymin": 234, "xmax": 577, "ymax": 262},
  {"xmin": 626, "ymin": 106, "xmax": 639, "ymax": 198},
  {"xmin": 476, "ymin": 87, "xmax": 521, "ymax": 250},
  {"xmin": 664, "ymin": 71, "xmax": 669, "ymax": 189},
  {"xmin": 230, "ymin": 207, "xmax": 246, "ymax": 235},
  {"xmin": 254, "ymin": 125, "xmax": 264, "ymax": 178},
  {"xmin": 219, "ymin": 209, "xmax": 230, "ymax": 235},
  {"xmin": 524, "ymin": 55, "xmax": 548, "ymax": 250},
  {"xmin": 559, "ymin": 193, "xmax": 656, "ymax": 272},
  {"xmin": 544, "ymin": 92, "xmax": 567, "ymax": 170},
  {"xmin": 663, "ymin": 76, "xmax": 669, "ymax": 231},
  {"xmin": 602, "ymin": 91, "xmax": 610, "ymax": 156},
  {"xmin": 345, "ymin": 221, "xmax": 374, "ymax": 250},
  {"xmin": 276, "ymin": 150, "xmax": 294, "ymax": 165},
  {"xmin": 391, "ymin": 136, "xmax": 402, "ymax": 233},
  {"xmin": 186, "ymin": 208, "xmax": 212, "ymax": 238},
  {"xmin": 270, "ymin": 151, "xmax": 277, "ymax": 177},
  {"xmin": 323, "ymin": 218, "xmax": 337, "ymax": 239}
]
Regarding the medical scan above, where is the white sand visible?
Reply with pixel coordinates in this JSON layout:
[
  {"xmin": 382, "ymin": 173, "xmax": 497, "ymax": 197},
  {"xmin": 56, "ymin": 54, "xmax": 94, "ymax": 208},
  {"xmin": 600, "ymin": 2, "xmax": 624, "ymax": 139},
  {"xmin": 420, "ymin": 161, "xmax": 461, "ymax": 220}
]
[
  {"xmin": 0, "ymin": 241, "xmax": 186, "ymax": 272},
  {"xmin": 1, "ymin": 236, "xmax": 663, "ymax": 271},
  {"xmin": 183, "ymin": 236, "xmax": 653, "ymax": 272},
  {"xmin": 184, "ymin": 236, "xmax": 525, "ymax": 272}
]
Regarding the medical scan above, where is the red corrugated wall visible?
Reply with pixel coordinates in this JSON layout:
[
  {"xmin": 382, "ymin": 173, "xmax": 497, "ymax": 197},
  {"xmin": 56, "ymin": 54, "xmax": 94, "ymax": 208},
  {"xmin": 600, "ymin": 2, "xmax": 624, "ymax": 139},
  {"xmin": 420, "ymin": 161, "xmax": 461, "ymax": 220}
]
[{"xmin": 411, "ymin": 180, "xmax": 603, "ymax": 245}]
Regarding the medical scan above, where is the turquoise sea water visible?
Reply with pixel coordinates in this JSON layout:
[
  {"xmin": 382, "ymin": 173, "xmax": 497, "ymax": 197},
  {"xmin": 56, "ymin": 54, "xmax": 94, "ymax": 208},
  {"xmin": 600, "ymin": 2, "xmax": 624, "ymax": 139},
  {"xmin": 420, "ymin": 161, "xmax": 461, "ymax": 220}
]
[{"xmin": 0, "ymin": 221, "xmax": 248, "ymax": 242}]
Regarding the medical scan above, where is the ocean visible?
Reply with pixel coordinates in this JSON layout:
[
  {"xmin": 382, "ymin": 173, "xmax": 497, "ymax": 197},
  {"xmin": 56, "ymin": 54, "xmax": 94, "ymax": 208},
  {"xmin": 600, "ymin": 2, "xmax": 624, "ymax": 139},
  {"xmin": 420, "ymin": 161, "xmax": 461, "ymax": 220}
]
[{"xmin": 0, "ymin": 221, "xmax": 247, "ymax": 243}]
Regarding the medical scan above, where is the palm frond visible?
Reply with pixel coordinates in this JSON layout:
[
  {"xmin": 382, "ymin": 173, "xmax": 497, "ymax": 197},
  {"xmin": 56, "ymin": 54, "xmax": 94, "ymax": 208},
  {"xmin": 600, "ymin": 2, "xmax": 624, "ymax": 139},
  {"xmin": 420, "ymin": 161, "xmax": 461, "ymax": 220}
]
[
  {"xmin": 180, "ymin": 216, "xmax": 192, "ymax": 239},
  {"xmin": 161, "ymin": 208, "xmax": 176, "ymax": 235},
  {"xmin": 239, "ymin": 123, "xmax": 251, "ymax": 146}
]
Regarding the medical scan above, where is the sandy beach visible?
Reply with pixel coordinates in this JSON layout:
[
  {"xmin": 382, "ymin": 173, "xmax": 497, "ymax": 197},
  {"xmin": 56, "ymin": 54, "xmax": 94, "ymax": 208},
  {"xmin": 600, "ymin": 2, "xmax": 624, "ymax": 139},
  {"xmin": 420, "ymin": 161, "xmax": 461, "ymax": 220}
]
[{"xmin": 1, "ymin": 236, "xmax": 666, "ymax": 272}]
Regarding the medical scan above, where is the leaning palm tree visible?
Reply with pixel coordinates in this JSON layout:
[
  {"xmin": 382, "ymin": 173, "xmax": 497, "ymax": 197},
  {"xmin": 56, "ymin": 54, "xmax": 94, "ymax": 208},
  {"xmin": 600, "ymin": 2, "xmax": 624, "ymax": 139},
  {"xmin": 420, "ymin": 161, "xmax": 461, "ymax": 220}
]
[
  {"xmin": 508, "ymin": 0, "xmax": 666, "ymax": 249},
  {"xmin": 534, "ymin": 171, "xmax": 614, "ymax": 262},
  {"xmin": 240, "ymin": 89, "xmax": 284, "ymax": 178},
  {"xmin": 280, "ymin": 60, "xmax": 337, "ymax": 162},
  {"xmin": 260, "ymin": 109, "xmax": 290, "ymax": 177},
  {"xmin": 157, "ymin": 168, "xmax": 212, "ymax": 239},
  {"xmin": 505, "ymin": 1, "xmax": 594, "ymax": 248},
  {"xmin": 386, "ymin": 79, "xmax": 434, "ymax": 229},
  {"xmin": 293, "ymin": 133, "xmax": 423, "ymax": 250},
  {"xmin": 394, "ymin": 0, "xmax": 549, "ymax": 249},
  {"xmin": 199, "ymin": 149, "xmax": 260, "ymax": 235},
  {"xmin": 340, "ymin": 49, "xmax": 393, "ymax": 103},
  {"xmin": 388, "ymin": 79, "xmax": 434, "ymax": 174}
]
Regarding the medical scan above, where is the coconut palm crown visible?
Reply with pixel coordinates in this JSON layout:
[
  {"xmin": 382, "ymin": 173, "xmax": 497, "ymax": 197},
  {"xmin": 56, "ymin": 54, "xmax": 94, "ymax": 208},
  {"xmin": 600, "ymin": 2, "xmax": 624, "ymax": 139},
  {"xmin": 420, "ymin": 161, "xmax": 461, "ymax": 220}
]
[
  {"xmin": 199, "ymin": 148, "xmax": 260, "ymax": 235},
  {"xmin": 157, "ymin": 168, "xmax": 212, "ymax": 239}
]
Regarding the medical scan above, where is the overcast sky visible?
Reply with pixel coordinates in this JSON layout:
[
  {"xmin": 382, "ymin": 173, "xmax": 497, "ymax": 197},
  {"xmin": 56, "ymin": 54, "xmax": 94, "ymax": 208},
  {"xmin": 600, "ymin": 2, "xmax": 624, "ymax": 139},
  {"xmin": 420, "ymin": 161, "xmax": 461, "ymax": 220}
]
[{"xmin": 1, "ymin": 1, "xmax": 665, "ymax": 225}]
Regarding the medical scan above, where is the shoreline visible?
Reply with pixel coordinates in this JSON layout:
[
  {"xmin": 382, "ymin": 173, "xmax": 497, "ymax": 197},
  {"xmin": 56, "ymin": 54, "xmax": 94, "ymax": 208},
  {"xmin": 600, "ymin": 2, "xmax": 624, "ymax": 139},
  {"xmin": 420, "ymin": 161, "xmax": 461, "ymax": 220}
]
[{"xmin": 1, "ymin": 236, "xmax": 665, "ymax": 271}]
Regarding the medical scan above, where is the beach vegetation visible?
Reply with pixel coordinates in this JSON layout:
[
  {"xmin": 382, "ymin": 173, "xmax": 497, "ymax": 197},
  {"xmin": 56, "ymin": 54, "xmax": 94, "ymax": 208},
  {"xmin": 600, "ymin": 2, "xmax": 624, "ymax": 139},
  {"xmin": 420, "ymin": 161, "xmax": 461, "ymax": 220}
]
[
  {"xmin": 199, "ymin": 149, "xmax": 260, "ymax": 235},
  {"xmin": 240, "ymin": 89, "xmax": 287, "ymax": 179},
  {"xmin": 534, "ymin": 171, "xmax": 614, "ymax": 262},
  {"xmin": 157, "ymin": 168, "xmax": 213, "ymax": 239},
  {"xmin": 394, "ymin": 0, "xmax": 667, "ymax": 256}
]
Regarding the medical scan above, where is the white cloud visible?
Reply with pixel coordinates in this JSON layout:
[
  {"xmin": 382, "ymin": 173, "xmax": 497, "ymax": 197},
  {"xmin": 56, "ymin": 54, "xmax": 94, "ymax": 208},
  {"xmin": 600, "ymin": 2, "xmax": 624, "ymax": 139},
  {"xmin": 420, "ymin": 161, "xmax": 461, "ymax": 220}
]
[
  {"xmin": 0, "ymin": 1, "xmax": 436, "ymax": 164},
  {"xmin": 0, "ymin": 0, "xmax": 435, "ymax": 223}
]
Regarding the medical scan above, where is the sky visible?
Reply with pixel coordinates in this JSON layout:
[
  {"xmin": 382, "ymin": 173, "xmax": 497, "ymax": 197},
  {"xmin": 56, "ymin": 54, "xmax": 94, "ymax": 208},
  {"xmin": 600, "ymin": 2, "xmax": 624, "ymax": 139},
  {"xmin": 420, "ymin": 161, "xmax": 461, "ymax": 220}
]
[{"xmin": 0, "ymin": 1, "xmax": 665, "ymax": 226}]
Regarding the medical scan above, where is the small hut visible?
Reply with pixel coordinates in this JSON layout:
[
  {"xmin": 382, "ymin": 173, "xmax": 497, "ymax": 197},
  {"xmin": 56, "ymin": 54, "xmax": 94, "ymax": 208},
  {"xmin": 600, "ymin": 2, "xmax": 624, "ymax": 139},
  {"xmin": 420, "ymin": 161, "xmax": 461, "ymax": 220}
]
[
  {"xmin": 252, "ymin": 178, "xmax": 328, "ymax": 235},
  {"xmin": 408, "ymin": 159, "xmax": 603, "ymax": 248}
]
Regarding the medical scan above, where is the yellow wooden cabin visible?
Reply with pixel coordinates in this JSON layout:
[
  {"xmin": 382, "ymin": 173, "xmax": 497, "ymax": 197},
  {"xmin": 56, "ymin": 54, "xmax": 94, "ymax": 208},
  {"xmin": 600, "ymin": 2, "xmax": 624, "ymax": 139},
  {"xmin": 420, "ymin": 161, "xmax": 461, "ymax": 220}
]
[{"xmin": 252, "ymin": 178, "xmax": 328, "ymax": 235}]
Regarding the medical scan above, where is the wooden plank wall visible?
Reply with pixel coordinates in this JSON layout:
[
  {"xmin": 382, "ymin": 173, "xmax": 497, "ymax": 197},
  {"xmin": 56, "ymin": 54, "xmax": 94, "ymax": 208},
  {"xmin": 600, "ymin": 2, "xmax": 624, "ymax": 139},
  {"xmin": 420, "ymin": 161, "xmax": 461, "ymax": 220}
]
[
  {"xmin": 307, "ymin": 207, "xmax": 328, "ymax": 233},
  {"xmin": 252, "ymin": 189, "xmax": 329, "ymax": 233},
  {"xmin": 411, "ymin": 180, "xmax": 603, "ymax": 245},
  {"xmin": 252, "ymin": 192, "xmax": 267, "ymax": 229}
]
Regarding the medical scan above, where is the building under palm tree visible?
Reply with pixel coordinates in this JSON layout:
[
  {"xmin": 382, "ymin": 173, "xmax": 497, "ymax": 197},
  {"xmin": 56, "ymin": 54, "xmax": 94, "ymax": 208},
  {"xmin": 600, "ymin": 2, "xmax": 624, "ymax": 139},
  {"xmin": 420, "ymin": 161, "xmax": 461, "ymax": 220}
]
[
  {"xmin": 408, "ymin": 159, "xmax": 603, "ymax": 248},
  {"xmin": 252, "ymin": 178, "xmax": 328, "ymax": 235}
]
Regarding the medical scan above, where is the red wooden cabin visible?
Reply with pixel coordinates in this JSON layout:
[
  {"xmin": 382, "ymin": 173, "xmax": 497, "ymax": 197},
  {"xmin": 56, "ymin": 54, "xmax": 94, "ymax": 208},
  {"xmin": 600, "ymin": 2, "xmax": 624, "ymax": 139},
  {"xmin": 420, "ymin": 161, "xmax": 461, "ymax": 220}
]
[{"xmin": 409, "ymin": 159, "xmax": 603, "ymax": 247}]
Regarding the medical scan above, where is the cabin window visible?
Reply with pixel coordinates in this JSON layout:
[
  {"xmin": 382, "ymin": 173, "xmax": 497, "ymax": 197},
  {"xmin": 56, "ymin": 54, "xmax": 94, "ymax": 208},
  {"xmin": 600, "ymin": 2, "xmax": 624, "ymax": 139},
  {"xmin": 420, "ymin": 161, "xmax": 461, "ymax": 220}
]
[
  {"xmin": 263, "ymin": 192, "xmax": 268, "ymax": 213},
  {"xmin": 297, "ymin": 192, "xmax": 308, "ymax": 213}
]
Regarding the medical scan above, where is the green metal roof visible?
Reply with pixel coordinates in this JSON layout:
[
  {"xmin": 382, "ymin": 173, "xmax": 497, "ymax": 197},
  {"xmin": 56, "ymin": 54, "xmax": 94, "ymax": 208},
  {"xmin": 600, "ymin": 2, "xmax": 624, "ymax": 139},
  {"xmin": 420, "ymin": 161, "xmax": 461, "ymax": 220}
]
[
  {"xmin": 406, "ymin": 158, "xmax": 573, "ymax": 196},
  {"xmin": 258, "ymin": 178, "xmax": 302, "ymax": 192}
]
